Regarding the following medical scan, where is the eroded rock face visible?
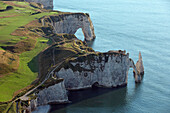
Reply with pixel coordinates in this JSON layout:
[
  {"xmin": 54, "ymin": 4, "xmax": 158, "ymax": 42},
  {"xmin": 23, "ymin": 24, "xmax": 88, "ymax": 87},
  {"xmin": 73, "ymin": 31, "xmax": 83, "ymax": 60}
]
[
  {"xmin": 136, "ymin": 52, "xmax": 144, "ymax": 76},
  {"xmin": 55, "ymin": 51, "xmax": 140, "ymax": 89},
  {"xmin": 30, "ymin": 99, "xmax": 37, "ymax": 111},
  {"xmin": 42, "ymin": 13, "xmax": 96, "ymax": 41},
  {"xmin": 26, "ymin": 0, "xmax": 53, "ymax": 9},
  {"xmin": 37, "ymin": 81, "xmax": 68, "ymax": 106}
]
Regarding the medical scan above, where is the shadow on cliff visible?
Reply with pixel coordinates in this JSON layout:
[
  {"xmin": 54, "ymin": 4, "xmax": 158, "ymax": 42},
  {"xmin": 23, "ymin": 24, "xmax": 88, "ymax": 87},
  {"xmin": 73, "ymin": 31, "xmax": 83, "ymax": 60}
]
[{"xmin": 49, "ymin": 85, "xmax": 129, "ymax": 113}]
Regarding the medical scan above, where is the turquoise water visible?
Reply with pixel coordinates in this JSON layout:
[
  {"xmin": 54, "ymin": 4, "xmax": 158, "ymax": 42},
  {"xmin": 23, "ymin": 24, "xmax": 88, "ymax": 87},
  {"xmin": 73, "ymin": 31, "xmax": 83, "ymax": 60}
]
[{"xmin": 52, "ymin": 0, "xmax": 170, "ymax": 112}]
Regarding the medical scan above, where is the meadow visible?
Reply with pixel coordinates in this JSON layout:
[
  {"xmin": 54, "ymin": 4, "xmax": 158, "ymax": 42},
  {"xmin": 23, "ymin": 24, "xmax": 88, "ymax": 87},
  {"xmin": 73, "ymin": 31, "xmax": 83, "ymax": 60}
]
[{"xmin": 0, "ymin": 1, "xmax": 58, "ymax": 102}]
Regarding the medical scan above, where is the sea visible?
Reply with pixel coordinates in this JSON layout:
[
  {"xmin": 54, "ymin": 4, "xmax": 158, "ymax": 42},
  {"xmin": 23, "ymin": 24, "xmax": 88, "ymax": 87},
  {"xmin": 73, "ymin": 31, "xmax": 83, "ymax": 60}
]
[{"xmin": 50, "ymin": 0, "xmax": 170, "ymax": 112}]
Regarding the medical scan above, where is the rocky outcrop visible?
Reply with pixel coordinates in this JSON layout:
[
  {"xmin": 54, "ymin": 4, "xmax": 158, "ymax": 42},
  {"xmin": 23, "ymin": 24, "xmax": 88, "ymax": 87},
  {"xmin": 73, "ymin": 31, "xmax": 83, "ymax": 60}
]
[
  {"xmin": 136, "ymin": 52, "xmax": 144, "ymax": 76},
  {"xmin": 42, "ymin": 13, "xmax": 96, "ymax": 41},
  {"xmin": 25, "ymin": 0, "xmax": 53, "ymax": 9},
  {"xmin": 36, "ymin": 81, "xmax": 68, "ymax": 106},
  {"xmin": 55, "ymin": 51, "xmax": 142, "ymax": 90}
]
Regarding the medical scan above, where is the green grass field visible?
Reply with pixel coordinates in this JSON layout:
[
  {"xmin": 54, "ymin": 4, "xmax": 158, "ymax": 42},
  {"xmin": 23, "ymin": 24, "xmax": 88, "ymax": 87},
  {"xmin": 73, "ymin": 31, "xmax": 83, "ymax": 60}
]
[
  {"xmin": 0, "ymin": 1, "xmax": 58, "ymax": 47},
  {"xmin": 0, "ymin": 37, "xmax": 49, "ymax": 101},
  {"xmin": 0, "ymin": 1, "xmax": 58, "ymax": 102}
]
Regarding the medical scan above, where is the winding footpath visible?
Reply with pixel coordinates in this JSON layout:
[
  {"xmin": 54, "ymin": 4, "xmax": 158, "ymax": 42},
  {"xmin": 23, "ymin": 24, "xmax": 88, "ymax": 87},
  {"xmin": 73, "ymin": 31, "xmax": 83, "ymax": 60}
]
[{"xmin": 19, "ymin": 61, "xmax": 64, "ymax": 101}]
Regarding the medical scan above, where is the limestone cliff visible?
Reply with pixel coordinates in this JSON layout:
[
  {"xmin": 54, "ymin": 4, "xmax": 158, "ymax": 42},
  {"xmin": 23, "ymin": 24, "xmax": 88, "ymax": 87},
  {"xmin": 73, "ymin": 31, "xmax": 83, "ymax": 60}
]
[
  {"xmin": 55, "ymin": 51, "xmax": 141, "ymax": 89},
  {"xmin": 34, "ymin": 29, "xmax": 143, "ymax": 108},
  {"xmin": 41, "ymin": 13, "xmax": 96, "ymax": 41},
  {"xmin": 24, "ymin": 80, "xmax": 68, "ymax": 112},
  {"xmin": 37, "ymin": 81, "xmax": 68, "ymax": 105},
  {"xmin": 25, "ymin": 0, "xmax": 53, "ymax": 9},
  {"xmin": 32, "ymin": 47, "xmax": 142, "ymax": 110}
]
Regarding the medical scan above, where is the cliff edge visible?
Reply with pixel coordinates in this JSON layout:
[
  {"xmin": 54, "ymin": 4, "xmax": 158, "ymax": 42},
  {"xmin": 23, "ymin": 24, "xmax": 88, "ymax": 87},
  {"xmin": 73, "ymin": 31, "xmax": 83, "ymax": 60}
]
[{"xmin": 25, "ymin": 0, "xmax": 53, "ymax": 9}]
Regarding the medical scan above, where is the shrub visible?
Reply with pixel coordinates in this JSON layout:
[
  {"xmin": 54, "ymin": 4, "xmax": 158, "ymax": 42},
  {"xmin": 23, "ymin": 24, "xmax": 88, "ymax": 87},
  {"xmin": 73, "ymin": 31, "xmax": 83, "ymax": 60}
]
[{"xmin": 6, "ymin": 6, "xmax": 13, "ymax": 10}]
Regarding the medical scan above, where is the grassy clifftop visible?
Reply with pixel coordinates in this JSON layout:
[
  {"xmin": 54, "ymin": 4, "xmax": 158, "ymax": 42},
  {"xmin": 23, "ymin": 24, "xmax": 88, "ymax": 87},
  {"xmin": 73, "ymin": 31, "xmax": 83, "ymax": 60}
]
[{"xmin": 0, "ymin": 1, "xmax": 59, "ymax": 102}]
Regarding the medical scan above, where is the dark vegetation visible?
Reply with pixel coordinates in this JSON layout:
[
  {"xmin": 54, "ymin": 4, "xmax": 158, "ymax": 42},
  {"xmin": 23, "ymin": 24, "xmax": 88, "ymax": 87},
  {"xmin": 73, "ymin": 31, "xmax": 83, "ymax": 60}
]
[{"xmin": 0, "ymin": 5, "xmax": 13, "ymax": 11}]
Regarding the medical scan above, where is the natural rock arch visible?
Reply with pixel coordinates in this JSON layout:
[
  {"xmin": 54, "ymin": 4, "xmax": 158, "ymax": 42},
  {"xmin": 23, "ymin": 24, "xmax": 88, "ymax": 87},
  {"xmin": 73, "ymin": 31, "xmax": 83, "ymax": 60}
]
[
  {"xmin": 128, "ymin": 52, "xmax": 144, "ymax": 83},
  {"xmin": 129, "ymin": 58, "xmax": 141, "ymax": 82},
  {"xmin": 42, "ymin": 13, "xmax": 96, "ymax": 41}
]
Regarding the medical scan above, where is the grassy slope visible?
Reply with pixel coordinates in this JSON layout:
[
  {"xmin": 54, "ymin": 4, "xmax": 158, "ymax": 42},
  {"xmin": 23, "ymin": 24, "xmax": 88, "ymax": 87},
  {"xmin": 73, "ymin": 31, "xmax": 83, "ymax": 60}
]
[
  {"xmin": 0, "ymin": 37, "xmax": 48, "ymax": 101},
  {"xmin": 0, "ymin": 1, "xmax": 58, "ymax": 102},
  {"xmin": 0, "ymin": 1, "xmax": 58, "ymax": 46}
]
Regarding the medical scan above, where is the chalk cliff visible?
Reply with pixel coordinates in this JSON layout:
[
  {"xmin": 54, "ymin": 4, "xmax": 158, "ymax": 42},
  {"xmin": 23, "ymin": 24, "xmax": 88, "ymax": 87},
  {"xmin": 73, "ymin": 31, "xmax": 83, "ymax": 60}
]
[
  {"xmin": 37, "ymin": 81, "xmax": 68, "ymax": 106},
  {"xmin": 33, "ymin": 28, "xmax": 143, "ymax": 109},
  {"xmin": 32, "ymin": 49, "xmax": 142, "ymax": 110},
  {"xmin": 55, "ymin": 51, "xmax": 141, "ymax": 89},
  {"xmin": 41, "ymin": 13, "xmax": 96, "ymax": 41},
  {"xmin": 31, "ymin": 50, "xmax": 142, "ymax": 111},
  {"xmin": 25, "ymin": 0, "xmax": 53, "ymax": 9}
]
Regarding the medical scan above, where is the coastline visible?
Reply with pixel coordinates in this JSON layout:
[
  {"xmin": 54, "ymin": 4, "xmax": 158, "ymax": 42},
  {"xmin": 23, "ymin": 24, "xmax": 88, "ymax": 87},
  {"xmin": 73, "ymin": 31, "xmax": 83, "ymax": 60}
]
[{"xmin": 0, "ymin": 1, "xmax": 143, "ymax": 112}]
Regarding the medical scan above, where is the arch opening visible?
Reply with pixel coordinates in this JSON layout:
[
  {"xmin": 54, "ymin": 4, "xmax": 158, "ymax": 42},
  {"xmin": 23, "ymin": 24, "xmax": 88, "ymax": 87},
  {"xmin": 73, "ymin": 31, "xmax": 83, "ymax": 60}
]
[
  {"xmin": 75, "ymin": 28, "xmax": 85, "ymax": 41},
  {"xmin": 92, "ymin": 82, "xmax": 99, "ymax": 89}
]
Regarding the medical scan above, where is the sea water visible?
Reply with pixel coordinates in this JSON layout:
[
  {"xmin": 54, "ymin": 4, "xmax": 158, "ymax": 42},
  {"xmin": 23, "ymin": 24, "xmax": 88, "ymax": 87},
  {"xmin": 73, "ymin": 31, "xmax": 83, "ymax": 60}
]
[{"xmin": 51, "ymin": 0, "xmax": 170, "ymax": 112}]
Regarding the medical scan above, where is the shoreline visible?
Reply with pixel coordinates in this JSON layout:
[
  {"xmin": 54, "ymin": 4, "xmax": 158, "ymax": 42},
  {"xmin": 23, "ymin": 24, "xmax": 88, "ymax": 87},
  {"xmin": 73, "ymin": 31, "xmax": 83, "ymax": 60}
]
[{"xmin": 48, "ymin": 84, "xmax": 127, "ymax": 112}]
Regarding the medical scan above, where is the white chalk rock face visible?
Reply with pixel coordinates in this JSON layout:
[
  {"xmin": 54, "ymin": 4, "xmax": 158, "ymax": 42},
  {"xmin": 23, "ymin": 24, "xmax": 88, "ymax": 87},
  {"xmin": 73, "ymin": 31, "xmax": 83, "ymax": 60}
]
[
  {"xmin": 136, "ymin": 52, "xmax": 144, "ymax": 75},
  {"xmin": 43, "ymin": 13, "xmax": 96, "ymax": 41},
  {"xmin": 37, "ymin": 81, "xmax": 68, "ymax": 106},
  {"xmin": 26, "ymin": 0, "xmax": 53, "ymax": 9},
  {"xmin": 32, "ymin": 105, "xmax": 50, "ymax": 113},
  {"xmin": 55, "ymin": 52, "xmax": 139, "ymax": 89},
  {"xmin": 30, "ymin": 99, "xmax": 37, "ymax": 111}
]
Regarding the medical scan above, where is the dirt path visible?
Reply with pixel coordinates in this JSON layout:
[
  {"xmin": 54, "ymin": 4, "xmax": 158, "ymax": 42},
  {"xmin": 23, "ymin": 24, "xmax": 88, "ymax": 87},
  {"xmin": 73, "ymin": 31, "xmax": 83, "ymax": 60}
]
[{"xmin": 19, "ymin": 61, "xmax": 64, "ymax": 101}]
